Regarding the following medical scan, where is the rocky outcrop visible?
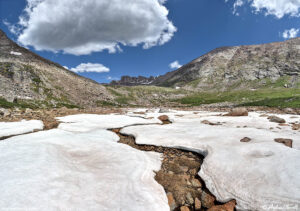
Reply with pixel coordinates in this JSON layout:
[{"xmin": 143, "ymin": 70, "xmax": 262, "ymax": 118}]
[
  {"xmin": 110, "ymin": 75, "xmax": 156, "ymax": 86},
  {"xmin": 111, "ymin": 38, "xmax": 300, "ymax": 90},
  {"xmin": 0, "ymin": 29, "xmax": 111, "ymax": 107}
]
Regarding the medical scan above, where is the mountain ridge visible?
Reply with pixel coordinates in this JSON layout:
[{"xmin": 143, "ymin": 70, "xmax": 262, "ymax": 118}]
[
  {"xmin": 110, "ymin": 38, "xmax": 300, "ymax": 90},
  {"xmin": 0, "ymin": 29, "xmax": 112, "ymax": 108}
]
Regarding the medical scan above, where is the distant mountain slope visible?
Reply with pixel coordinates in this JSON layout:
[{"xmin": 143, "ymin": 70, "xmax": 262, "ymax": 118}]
[
  {"xmin": 111, "ymin": 38, "xmax": 300, "ymax": 90},
  {"xmin": 0, "ymin": 29, "xmax": 111, "ymax": 108}
]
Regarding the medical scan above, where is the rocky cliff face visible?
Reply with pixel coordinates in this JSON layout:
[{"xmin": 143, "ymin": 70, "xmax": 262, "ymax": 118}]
[
  {"xmin": 111, "ymin": 76, "xmax": 156, "ymax": 86},
  {"xmin": 111, "ymin": 39, "xmax": 300, "ymax": 90},
  {"xmin": 0, "ymin": 29, "xmax": 111, "ymax": 107}
]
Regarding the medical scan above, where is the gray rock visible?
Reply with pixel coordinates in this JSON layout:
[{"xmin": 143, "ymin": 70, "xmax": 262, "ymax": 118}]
[
  {"xmin": 186, "ymin": 192, "xmax": 194, "ymax": 205},
  {"xmin": 159, "ymin": 108, "xmax": 170, "ymax": 113},
  {"xmin": 0, "ymin": 108, "xmax": 10, "ymax": 117},
  {"xmin": 268, "ymin": 116, "xmax": 286, "ymax": 123}
]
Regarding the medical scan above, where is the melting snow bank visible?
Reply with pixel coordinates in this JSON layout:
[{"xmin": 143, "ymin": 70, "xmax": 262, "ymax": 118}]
[
  {"xmin": 0, "ymin": 129, "xmax": 168, "ymax": 210},
  {"xmin": 0, "ymin": 120, "xmax": 44, "ymax": 139},
  {"xmin": 121, "ymin": 112, "xmax": 300, "ymax": 211},
  {"xmin": 57, "ymin": 114, "xmax": 161, "ymax": 132}
]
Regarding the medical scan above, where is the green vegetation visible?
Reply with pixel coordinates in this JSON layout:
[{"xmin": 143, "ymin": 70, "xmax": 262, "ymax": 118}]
[
  {"xmin": 176, "ymin": 88, "xmax": 300, "ymax": 108},
  {"xmin": 241, "ymin": 97, "xmax": 300, "ymax": 108},
  {"xmin": 0, "ymin": 97, "xmax": 79, "ymax": 110},
  {"xmin": 0, "ymin": 63, "xmax": 14, "ymax": 78},
  {"xmin": 0, "ymin": 98, "xmax": 15, "ymax": 108},
  {"xmin": 96, "ymin": 100, "xmax": 118, "ymax": 107}
]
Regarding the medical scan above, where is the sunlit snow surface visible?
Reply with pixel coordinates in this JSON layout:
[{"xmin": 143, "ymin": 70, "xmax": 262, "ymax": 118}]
[
  {"xmin": 122, "ymin": 110, "xmax": 300, "ymax": 211},
  {"xmin": 0, "ymin": 115, "xmax": 168, "ymax": 211},
  {"xmin": 1, "ymin": 112, "xmax": 299, "ymax": 211},
  {"xmin": 0, "ymin": 120, "xmax": 44, "ymax": 138},
  {"xmin": 57, "ymin": 114, "xmax": 161, "ymax": 132}
]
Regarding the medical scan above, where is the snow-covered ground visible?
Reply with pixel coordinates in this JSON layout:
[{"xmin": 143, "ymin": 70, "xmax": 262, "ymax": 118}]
[
  {"xmin": 0, "ymin": 120, "xmax": 44, "ymax": 138},
  {"xmin": 0, "ymin": 111, "xmax": 299, "ymax": 211},
  {"xmin": 0, "ymin": 128, "xmax": 168, "ymax": 210},
  {"xmin": 57, "ymin": 113, "xmax": 161, "ymax": 132},
  {"xmin": 122, "ymin": 110, "xmax": 300, "ymax": 211}
]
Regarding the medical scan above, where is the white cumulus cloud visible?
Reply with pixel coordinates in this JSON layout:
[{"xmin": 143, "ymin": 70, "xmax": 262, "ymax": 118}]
[
  {"xmin": 12, "ymin": 0, "xmax": 176, "ymax": 55},
  {"xmin": 230, "ymin": 0, "xmax": 300, "ymax": 18},
  {"xmin": 282, "ymin": 28, "xmax": 299, "ymax": 39},
  {"xmin": 69, "ymin": 63, "xmax": 110, "ymax": 73},
  {"xmin": 169, "ymin": 60, "xmax": 182, "ymax": 69}
]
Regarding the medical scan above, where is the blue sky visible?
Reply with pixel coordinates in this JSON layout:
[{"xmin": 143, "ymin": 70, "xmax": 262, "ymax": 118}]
[{"xmin": 0, "ymin": 0, "xmax": 299, "ymax": 83}]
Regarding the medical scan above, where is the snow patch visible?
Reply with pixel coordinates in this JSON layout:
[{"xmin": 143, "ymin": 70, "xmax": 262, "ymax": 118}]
[
  {"xmin": 57, "ymin": 114, "xmax": 161, "ymax": 132},
  {"xmin": 0, "ymin": 129, "xmax": 168, "ymax": 210},
  {"xmin": 10, "ymin": 51, "xmax": 22, "ymax": 56},
  {"xmin": 0, "ymin": 120, "xmax": 44, "ymax": 138},
  {"xmin": 121, "ymin": 111, "xmax": 300, "ymax": 210}
]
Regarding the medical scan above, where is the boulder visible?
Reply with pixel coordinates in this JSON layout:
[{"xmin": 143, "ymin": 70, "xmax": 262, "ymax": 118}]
[
  {"xmin": 224, "ymin": 108, "xmax": 248, "ymax": 117},
  {"xmin": 268, "ymin": 116, "xmax": 286, "ymax": 123},
  {"xmin": 207, "ymin": 200, "xmax": 236, "ymax": 211},
  {"xmin": 159, "ymin": 108, "xmax": 170, "ymax": 113},
  {"xmin": 274, "ymin": 138, "xmax": 293, "ymax": 148},
  {"xmin": 201, "ymin": 120, "xmax": 221, "ymax": 126},
  {"xmin": 292, "ymin": 124, "xmax": 300, "ymax": 130},
  {"xmin": 25, "ymin": 108, "xmax": 33, "ymax": 114},
  {"xmin": 180, "ymin": 206, "xmax": 190, "ymax": 211},
  {"xmin": 195, "ymin": 197, "xmax": 201, "ymax": 210},
  {"xmin": 158, "ymin": 115, "xmax": 172, "ymax": 124},
  {"xmin": 167, "ymin": 192, "xmax": 177, "ymax": 211},
  {"xmin": 191, "ymin": 178, "xmax": 202, "ymax": 188},
  {"xmin": 201, "ymin": 190, "xmax": 216, "ymax": 208},
  {"xmin": 240, "ymin": 137, "xmax": 251, "ymax": 142},
  {"xmin": 283, "ymin": 108, "xmax": 295, "ymax": 114},
  {"xmin": 0, "ymin": 108, "xmax": 10, "ymax": 117},
  {"xmin": 185, "ymin": 192, "xmax": 194, "ymax": 205}
]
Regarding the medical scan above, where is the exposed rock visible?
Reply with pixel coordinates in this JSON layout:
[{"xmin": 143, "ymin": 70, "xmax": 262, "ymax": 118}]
[
  {"xmin": 25, "ymin": 108, "xmax": 33, "ymax": 113},
  {"xmin": 191, "ymin": 178, "xmax": 202, "ymax": 188},
  {"xmin": 274, "ymin": 138, "xmax": 293, "ymax": 148},
  {"xmin": 185, "ymin": 192, "xmax": 194, "ymax": 205},
  {"xmin": 133, "ymin": 111, "xmax": 146, "ymax": 115},
  {"xmin": 224, "ymin": 108, "xmax": 248, "ymax": 117},
  {"xmin": 207, "ymin": 200, "xmax": 236, "ymax": 211},
  {"xmin": 158, "ymin": 115, "xmax": 170, "ymax": 122},
  {"xmin": 0, "ymin": 29, "xmax": 111, "ymax": 108},
  {"xmin": 112, "ymin": 37, "xmax": 300, "ymax": 90},
  {"xmin": 195, "ymin": 197, "xmax": 201, "ymax": 210},
  {"xmin": 279, "ymin": 123, "xmax": 289, "ymax": 126},
  {"xmin": 201, "ymin": 190, "xmax": 216, "ymax": 208},
  {"xmin": 43, "ymin": 120, "xmax": 59, "ymax": 130},
  {"xmin": 0, "ymin": 108, "xmax": 10, "ymax": 117},
  {"xmin": 114, "ymin": 131, "xmax": 234, "ymax": 211},
  {"xmin": 110, "ymin": 75, "xmax": 156, "ymax": 86},
  {"xmin": 158, "ymin": 115, "xmax": 172, "ymax": 125},
  {"xmin": 201, "ymin": 120, "xmax": 221, "ymax": 126},
  {"xmin": 159, "ymin": 108, "xmax": 170, "ymax": 113},
  {"xmin": 268, "ymin": 116, "xmax": 286, "ymax": 123},
  {"xmin": 180, "ymin": 206, "xmax": 190, "ymax": 211},
  {"xmin": 260, "ymin": 114, "xmax": 269, "ymax": 117},
  {"xmin": 240, "ymin": 137, "xmax": 251, "ymax": 142},
  {"xmin": 292, "ymin": 124, "xmax": 300, "ymax": 130},
  {"xmin": 167, "ymin": 192, "xmax": 177, "ymax": 211},
  {"xmin": 283, "ymin": 108, "xmax": 296, "ymax": 114}
]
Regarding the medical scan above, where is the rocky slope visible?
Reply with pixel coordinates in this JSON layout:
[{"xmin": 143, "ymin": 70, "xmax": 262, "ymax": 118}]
[
  {"xmin": 0, "ymin": 29, "xmax": 111, "ymax": 108},
  {"xmin": 111, "ymin": 38, "xmax": 300, "ymax": 90},
  {"xmin": 110, "ymin": 76, "xmax": 156, "ymax": 86}
]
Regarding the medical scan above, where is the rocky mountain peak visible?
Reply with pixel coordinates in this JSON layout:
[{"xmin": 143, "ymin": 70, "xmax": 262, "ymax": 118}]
[{"xmin": 110, "ymin": 38, "xmax": 300, "ymax": 90}]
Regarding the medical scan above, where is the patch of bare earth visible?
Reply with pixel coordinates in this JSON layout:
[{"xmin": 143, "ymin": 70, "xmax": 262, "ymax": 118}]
[{"xmin": 111, "ymin": 129, "xmax": 236, "ymax": 211}]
